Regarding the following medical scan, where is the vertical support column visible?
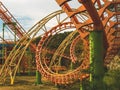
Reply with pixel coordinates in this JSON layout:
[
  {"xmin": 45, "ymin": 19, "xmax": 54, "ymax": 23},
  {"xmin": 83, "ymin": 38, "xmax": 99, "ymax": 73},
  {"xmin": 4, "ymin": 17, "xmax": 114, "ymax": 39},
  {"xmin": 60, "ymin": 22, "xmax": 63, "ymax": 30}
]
[
  {"xmin": 70, "ymin": 62, "xmax": 73, "ymax": 70},
  {"xmin": 36, "ymin": 70, "xmax": 42, "ymax": 84},
  {"xmin": 13, "ymin": 22, "xmax": 17, "ymax": 43},
  {"xmin": 89, "ymin": 31, "xmax": 105, "ymax": 90},
  {"xmin": 28, "ymin": 48, "xmax": 32, "ymax": 76},
  {"xmin": 2, "ymin": 23, "xmax": 5, "ymax": 65},
  {"xmin": 80, "ymin": 80, "xmax": 83, "ymax": 90}
]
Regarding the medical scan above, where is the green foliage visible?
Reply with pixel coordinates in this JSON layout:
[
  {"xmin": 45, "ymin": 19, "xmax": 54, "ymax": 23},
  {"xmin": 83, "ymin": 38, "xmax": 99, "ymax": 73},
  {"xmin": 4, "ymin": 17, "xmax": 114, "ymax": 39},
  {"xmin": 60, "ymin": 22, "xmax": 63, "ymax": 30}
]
[
  {"xmin": 75, "ymin": 40, "xmax": 83, "ymax": 56},
  {"xmin": 103, "ymin": 70, "xmax": 120, "ymax": 90},
  {"xmin": 57, "ymin": 80, "xmax": 82, "ymax": 90},
  {"xmin": 108, "ymin": 4, "xmax": 115, "ymax": 12},
  {"xmin": 32, "ymin": 31, "xmax": 83, "ymax": 68},
  {"xmin": 107, "ymin": 4, "xmax": 120, "ymax": 12},
  {"xmin": 32, "ymin": 36, "xmax": 41, "ymax": 45},
  {"xmin": 30, "ymin": 31, "xmax": 120, "ymax": 89},
  {"xmin": 47, "ymin": 32, "xmax": 72, "ymax": 49}
]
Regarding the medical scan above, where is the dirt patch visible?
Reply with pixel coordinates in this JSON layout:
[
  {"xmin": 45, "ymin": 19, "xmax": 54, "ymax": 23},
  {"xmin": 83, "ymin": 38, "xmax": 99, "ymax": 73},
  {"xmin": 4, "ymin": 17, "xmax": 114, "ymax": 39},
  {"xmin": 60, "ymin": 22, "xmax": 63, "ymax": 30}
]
[
  {"xmin": 0, "ymin": 76, "xmax": 80, "ymax": 90},
  {"xmin": 0, "ymin": 76, "xmax": 58, "ymax": 90}
]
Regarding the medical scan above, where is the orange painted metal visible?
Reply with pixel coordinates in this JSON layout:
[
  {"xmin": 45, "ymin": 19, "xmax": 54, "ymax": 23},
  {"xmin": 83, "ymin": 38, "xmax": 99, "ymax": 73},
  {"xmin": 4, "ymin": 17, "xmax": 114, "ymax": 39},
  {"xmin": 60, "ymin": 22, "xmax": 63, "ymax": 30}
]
[
  {"xmin": 52, "ymin": 0, "xmax": 120, "ymax": 84},
  {"xmin": 79, "ymin": 0, "xmax": 103, "ymax": 30},
  {"xmin": 0, "ymin": 2, "xmax": 26, "ymax": 38},
  {"xmin": 0, "ymin": 2, "xmax": 37, "ymax": 52}
]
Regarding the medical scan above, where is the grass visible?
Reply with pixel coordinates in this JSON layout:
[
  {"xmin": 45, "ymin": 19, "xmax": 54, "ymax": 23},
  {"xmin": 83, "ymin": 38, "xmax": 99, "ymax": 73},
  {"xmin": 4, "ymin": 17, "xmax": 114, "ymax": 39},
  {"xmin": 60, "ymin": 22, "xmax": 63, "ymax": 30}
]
[
  {"xmin": 0, "ymin": 75, "xmax": 81, "ymax": 90},
  {"xmin": 0, "ymin": 76, "xmax": 58, "ymax": 90}
]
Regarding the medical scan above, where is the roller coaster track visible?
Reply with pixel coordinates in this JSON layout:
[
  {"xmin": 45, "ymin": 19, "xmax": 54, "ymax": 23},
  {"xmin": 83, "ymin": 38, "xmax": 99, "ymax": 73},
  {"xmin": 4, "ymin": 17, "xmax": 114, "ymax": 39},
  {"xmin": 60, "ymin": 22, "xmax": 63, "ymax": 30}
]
[
  {"xmin": 0, "ymin": 36, "xmax": 13, "ymax": 44},
  {"xmin": 35, "ymin": 0, "xmax": 120, "ymax": 84},
  {"xmin": 36, "ymin": 11, "xmax": 90, "ymax": 84},
  {"xmin": 0, "ymin": 1, "xmax": 26, "ymax": 38},
  {"xmin": 0, "ymin": 10, "xmax": 77, "ymax": 84},
  {"xmin": 0, "ymin": 1, "xmax": 37, "ymax": 51},
  {"xmin": 0, "ymin": 1, "xmax": 88, "ymax": 84},
  {"xmin": 48, "ymin": 0, "xmax": 119, "ymax": 84},
  {"xmin": 36, "ymin": 23, "xmax": 89, "ymax": 84},
  {"xmin": 42, "ymin": 48, "xmax": 70, "ymax": 60},
  {"xmin": 0, "ymin": 0, "xmax": 120, "ymax": 85},
  {"xmin": 0, "ymin": 1, "xmax": 34, "ymax": 84}
]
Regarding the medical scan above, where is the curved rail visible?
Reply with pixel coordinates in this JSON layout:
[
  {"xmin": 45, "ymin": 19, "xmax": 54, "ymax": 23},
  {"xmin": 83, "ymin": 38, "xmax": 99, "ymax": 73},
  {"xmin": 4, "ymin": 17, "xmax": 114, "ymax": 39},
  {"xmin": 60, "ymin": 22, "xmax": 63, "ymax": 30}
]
[
  {"xmin": 0, "ymin": 1, "xmax": 26, "ymax": 38},
  {"xmin": 0, "ymin": 10, "xmax": 74, "ymax": 84},
  {"xmin": 0, "ymin": 0, "xmax": 120, "ymax": 85},
  {"xmin": 55, "ymin": 0, "xmax": 120, "ymax": 65},
  {"xmin": 36, "ymin": 12, "xmax": 91, "ymax": 84}
]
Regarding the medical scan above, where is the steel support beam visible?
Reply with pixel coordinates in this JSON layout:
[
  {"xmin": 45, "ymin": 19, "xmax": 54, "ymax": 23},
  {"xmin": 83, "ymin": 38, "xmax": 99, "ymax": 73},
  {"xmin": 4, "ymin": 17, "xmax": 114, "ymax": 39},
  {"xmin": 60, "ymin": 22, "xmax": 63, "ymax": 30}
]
[
  {"xmin": 89, "ymin": 30, "xmax": 105, "ymax": 90},
  {"xmin": 79, "ymin": 0, "xmax": 103, "ymax": 30},
  {"xmin": 36, "ymin": 70, "xmax": 42, "ymax": 85}
]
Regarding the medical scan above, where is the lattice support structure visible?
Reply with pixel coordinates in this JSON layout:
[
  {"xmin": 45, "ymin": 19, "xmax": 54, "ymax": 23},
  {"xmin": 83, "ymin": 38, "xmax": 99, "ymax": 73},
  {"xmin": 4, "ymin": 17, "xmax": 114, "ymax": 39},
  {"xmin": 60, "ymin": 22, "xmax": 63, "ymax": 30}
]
[
  {"xmin": 55, "ymin": 0, "xmax": 120, "ymax": 89},
  {"xmin": 0, "ymin": 1, "xmax": 26, "ymax": 38},
  {"xmin": 0, "ymin": 0, "xmax": 120, "ymax": 88}
]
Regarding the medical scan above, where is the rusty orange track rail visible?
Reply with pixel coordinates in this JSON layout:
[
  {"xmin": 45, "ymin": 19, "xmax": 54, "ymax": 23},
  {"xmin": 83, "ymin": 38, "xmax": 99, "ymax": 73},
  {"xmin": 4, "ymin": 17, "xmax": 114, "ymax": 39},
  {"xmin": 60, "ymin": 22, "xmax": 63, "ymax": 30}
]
[
  {"xmin": 0, "ymin": 1, "xmax": 26, "ymax": 38},
  {"xmin": 35, "ymin": 0, "xmax": 120, "ymax": 84}
]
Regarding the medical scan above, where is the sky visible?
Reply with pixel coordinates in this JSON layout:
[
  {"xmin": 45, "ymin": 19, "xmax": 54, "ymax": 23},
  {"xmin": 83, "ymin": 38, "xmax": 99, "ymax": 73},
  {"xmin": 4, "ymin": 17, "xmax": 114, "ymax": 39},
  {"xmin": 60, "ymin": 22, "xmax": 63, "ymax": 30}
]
[
  {"xmin": 0, "ymin": 0, "xmax": 62, "ymax": 40},
  {"xmin": 0, "ymin": 0, "xmax": 83, "ymax": 40},
  {"xmin": 0, "ymin": 0, "xmax": 61, "ymax": 30}
]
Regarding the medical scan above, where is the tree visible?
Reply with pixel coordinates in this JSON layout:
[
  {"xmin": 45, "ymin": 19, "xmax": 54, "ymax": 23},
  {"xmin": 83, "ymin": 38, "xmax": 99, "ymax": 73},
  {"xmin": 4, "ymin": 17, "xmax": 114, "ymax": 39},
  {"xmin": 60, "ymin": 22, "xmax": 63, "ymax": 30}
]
[{"xmin": 103, "ymin": 70, "xmax": 120, "ymax": 90}]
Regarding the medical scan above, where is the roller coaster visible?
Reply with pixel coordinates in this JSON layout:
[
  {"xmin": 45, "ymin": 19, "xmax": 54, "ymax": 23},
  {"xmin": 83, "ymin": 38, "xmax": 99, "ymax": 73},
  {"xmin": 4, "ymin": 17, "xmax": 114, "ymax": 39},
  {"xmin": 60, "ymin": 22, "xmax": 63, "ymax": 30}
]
[{"xmin": 0, "ymin": 0, "xmax": 120, "ymax": 89}]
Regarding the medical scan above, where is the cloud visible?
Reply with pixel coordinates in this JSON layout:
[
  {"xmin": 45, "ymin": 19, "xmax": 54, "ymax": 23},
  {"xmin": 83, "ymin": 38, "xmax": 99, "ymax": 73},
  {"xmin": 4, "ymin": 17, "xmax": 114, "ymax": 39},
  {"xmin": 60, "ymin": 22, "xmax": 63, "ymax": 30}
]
[{"xmin": 0, "ymin": 0, "xmax": 61, "ymax": 30}]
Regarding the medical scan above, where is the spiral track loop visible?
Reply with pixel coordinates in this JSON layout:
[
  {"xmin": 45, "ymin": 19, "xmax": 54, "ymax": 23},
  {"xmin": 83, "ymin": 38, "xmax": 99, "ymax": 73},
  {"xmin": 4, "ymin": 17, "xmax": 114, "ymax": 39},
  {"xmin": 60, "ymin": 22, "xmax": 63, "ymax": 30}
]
[{"xmin": 35, "ymin": 0, "xmax": 120, "ymax": 84}]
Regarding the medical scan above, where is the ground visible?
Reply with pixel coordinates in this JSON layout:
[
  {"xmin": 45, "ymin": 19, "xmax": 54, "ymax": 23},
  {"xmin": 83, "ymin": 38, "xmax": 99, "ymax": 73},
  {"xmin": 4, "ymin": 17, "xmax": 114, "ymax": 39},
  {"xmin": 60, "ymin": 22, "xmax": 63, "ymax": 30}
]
[
  {"xmin": 0, "ymin": 75, "xmax": 80, "ymax": 90},
  {"xmin": 0, "ymin": 76, "xmax": 58, "ymax": 90}
]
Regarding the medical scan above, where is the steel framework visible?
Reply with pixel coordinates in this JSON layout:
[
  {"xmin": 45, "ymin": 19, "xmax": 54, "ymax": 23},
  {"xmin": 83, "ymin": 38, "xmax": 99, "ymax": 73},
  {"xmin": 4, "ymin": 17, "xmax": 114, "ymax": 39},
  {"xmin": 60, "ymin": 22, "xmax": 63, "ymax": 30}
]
[{"xmin": 0, "ymin": 1, "xmax": 119, "ymax": 89}]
